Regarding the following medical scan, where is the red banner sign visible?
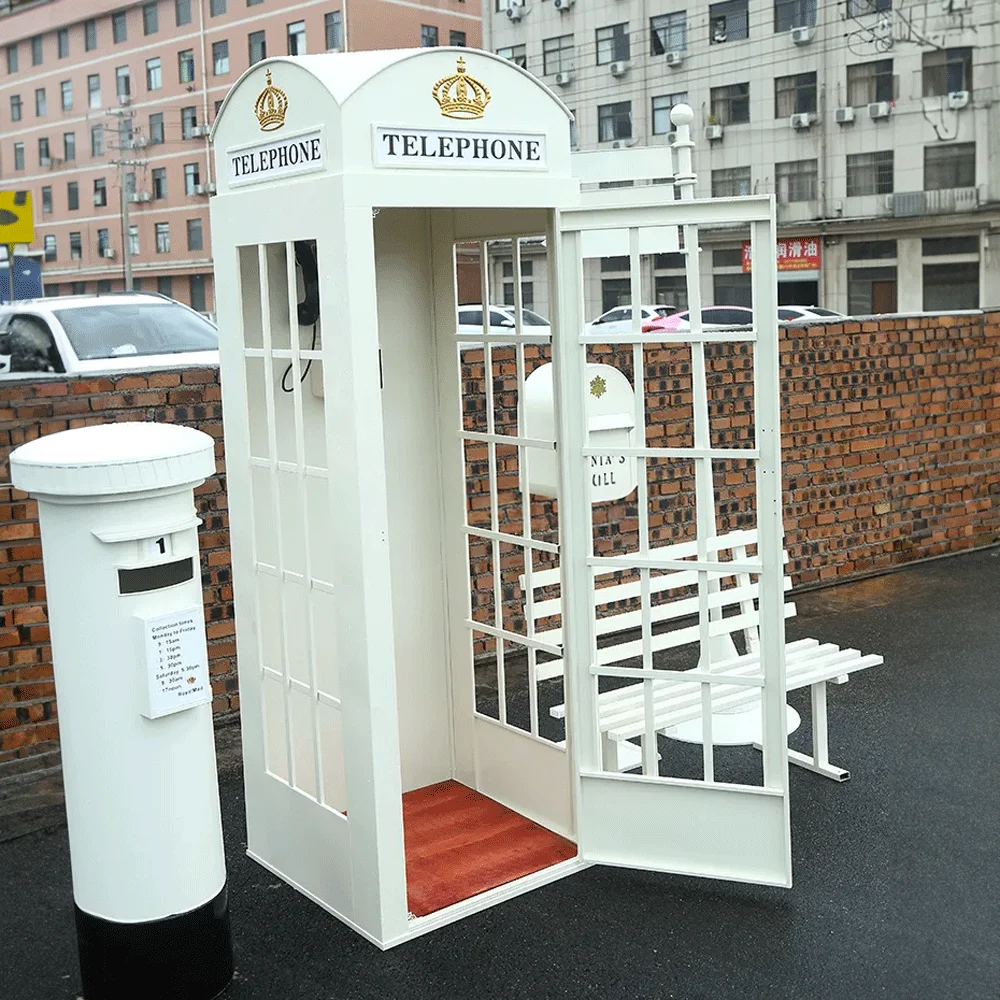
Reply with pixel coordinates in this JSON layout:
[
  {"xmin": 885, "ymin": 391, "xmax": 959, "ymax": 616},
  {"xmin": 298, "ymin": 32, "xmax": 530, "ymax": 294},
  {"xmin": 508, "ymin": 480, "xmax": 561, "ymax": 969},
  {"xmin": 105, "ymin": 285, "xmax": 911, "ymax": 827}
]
[{"xmin": 742, "ymin": 237, "xmax": 821, "ymax": 272}]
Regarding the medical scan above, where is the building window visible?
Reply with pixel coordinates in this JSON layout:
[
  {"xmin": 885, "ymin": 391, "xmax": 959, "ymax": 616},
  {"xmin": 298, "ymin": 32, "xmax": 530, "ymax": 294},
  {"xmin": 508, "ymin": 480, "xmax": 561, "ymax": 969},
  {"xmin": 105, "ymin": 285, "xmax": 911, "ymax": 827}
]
[
  {"xmin": 712, "ymin": 166, "xmax": 752, "ymax": 197},
  {"xmin": 10, "ymin": 94, "xmax": 21, "ymax": 121},
  {"xmin": 146, "ymin": 57, "xmax": 162, "ymax": 90},
  {"xmin": 182, "ymin": 107, "xmax": 198, "ymax": 139},
  {"xmin": 158, "ymin": 275, "xmax": 173, "ymax": 297},
  {"xmin": 713, "ymin": 273, "xmax": 752, "ymax": 306},
  {"xmin": 710, "ymin": 0, "xmax": 749, "ymax": 43},
  {"xmin": 569, "ymin": 112, "xmax": 578, "ymax": 148},
  {"xmin": 596, "ymin": 23, "xmax": 629, "ymax": 64},
  {"xmin": 922, "ymin": 235, "xmax": 978, "ymax": 256},
  {"xmin": 846, "ymin": 240, "xmax": 896, "ymax": 260},
  {"xmin": 61, "ymin": 80, "xmax": 73, "ymax": 110},
  {"xmin": 13, "ymin": 143, "xmax": 24, "ymax": 171},
  {"xmin": 6, "ymin": 44, "xmax": 18, "ymax": 74},
  {"xmin": 214, "ymin": 99, "xmax": 223, "ymax": 118},
  {"xmin": 189, "ymin": 274, "xmax": 207, "ymax": 313},
  {"xmin": 922, "ymin": 48, "xmax": 972, "ymax": 97},
  {"xmin": 144, "ymin": 1, "xmax": 160, "ymax": 35},
  {"xmin": 848, "ymin": 266, "xmax": 896, "ymax": 314},
  {"xmin": 176, "ymin": 0, "xmax": 192, "ymax": 26},
  {"xmin": 248, "ymin": 0, "xmax": 265, "ymax": 5},
  {"xmin": 35, "ymin": 88, "xmax": 47, "ymax": 117},
  {"xmin": 58, "ymin": 28, "xmax": 70, "ymax": 59},
  {"xmin": 775, "ymin": 72, "xmax": 816, "ymax": 117},
  {"xmin": 88, "ymin": 74, "xmax": 101, "ymax": 109},
  {"xmin": 179, "ymin": 49, "xmax": 195, "ymax": 84},
  {"xmin": 775, "ymin": 159, "xmax": 817, "ymax": 202},
  {"xmin": 847, "ymin": 60, "xmax": 893, "ymax": 106},
  {"xmin": 598, "ymin": 101, "xmax": 632, "ymax": 142},
  {"xmin": 38, "ymin": 137, "xmax": 50, "ymax": 165},
  {"xmin": 112, "ymin": 11, "xmax": 128, "ymax": 44},
  {"xmin": 70, "ymin": 232, "xmax": 83, "ymax": 260},
  {"xmin": 496, "ymin": 45, "xmax": 527, "ymax": 68},
  {"xmin": 543, "ymin": 35, "xmax": 573, "ymax": 75},
  {"xmin": 44, "ymin": 235, "xmax": 57, "ymax": 262},
  {"xmin": 187, "ymin": 218, "xmax": 204, "ymax": 251},
  {"xmin": 325, "ymin": 12, "xmax": 343, "ymax": 51},
  {"xmin": 710, "ymin": 82, "xmax": 750, "ymax": 125},
  {"xmin": 774, "ymin": 0, "xmax": 816, "ymax": 31},
  {"xmin": 97, "ymin": 228, "xmax": 111, "ymax": 255},
  {"xmin": 184, "ymin": 162, "xmax": 201, "ymax": 194},
  {"xmin": 94, "ymin": 178, "xmax": 107, "ymax": 207},
  {"xmin": 923, "ymin": 262, "xmax": 978, "ymax": 310},
  {"xmin": 125, "ymin": 171, "xmax": 136, "ymax": 197},
  {"xmin": 713, "ymin": 249, "xmax": 743, "ymax": 268},
  {"xmin": 149, "ymin": 112, "xmax": 164, "ymax": 144},
  {"xmin": 213, "ymin": 40, "xmax": 230, "ymax": 75},
  {"xmin": 502, "ymin": 259, "xmax": 533, "ymax": 307},
  {"xmin": 847, "ymin": 0, "xmax": 891, "ymax": 13},
  {"xmin": 287, "ymin": 20, "xmax": 307, "ymax": 55},
  {"xmin": 210, "ymin": 0, "xmax": 227, "ymax": 14},
  {"xmin": 655, "ymin": 275, "xmax": 687, "ymax": 311},
  {"xmin": 116, "ymin": 66, "xmax": 131, "ymax": 100},
  {"xmin": 152, "ymin": 167, "xmax": 167, "ymax": 199},
  {"xmin": 41, "ymin": 186, "xmax": 52, "ymax": 213},
  {"xmin": 45, "ymin": 285, "xmax": 61, "ymax": 297},
  {"xmin": 129, "ymin": 225, "xmax": 140, "ymax": 256},
  {"xmin": 85, "ymin": 20, "xmax": 98, "ymax": 51},
  {"xmin": 651, "ymin": 93, "xmax": 687, "ymax": 135},
  {"xmin": 70, "ymin": 281, "xmax": 86, "ymax": 295},
  {"xmin": 421, "ymin": 25, "xmax": 439, "ymax": 47},
  {"xmin": 96, "ymin": 279, "xmax": 112, "ymax": 294},
  {"xmin": 63, "ymin": 132, "xmax": 76, "ymax": 162},
  {"xmin": 31, "ymin": 35, "xmax": 43, "ymax": 66},
  {"xmin": 450, "ymin": 30, "xmax": 467, "ymax": 47},
  {"xmin": 601, "ymin": 278, "xmax": 632, "ymax": 312},
  {"xmin": 249, "ymin": 30, "xmax": 267, "ymax": 64},
  {"xmin": 846, "ymin": 150, "xmax": 893, "ymax": 195},
  {"xmin": 156, "ymin": 223, "xmax": 171, "ymax": 253},
  {"xmin": 67, "ymin": 181, "xmax": 79, "ymax": 210},
  {"xmin": 924, "ymin": 143, "xmax": 975, "ymax": 190},
  {"xmin": 650, "ymin": 12, "xmax": 687, "ymax": 54}
]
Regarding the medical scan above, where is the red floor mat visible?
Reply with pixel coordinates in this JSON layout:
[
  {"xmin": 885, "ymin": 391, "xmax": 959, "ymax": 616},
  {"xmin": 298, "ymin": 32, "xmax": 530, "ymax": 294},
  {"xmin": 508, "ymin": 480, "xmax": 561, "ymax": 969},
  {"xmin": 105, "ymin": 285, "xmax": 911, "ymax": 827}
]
[{"xmin": 402, "ymin": 780, "xmax": 577, "ymax": 917}]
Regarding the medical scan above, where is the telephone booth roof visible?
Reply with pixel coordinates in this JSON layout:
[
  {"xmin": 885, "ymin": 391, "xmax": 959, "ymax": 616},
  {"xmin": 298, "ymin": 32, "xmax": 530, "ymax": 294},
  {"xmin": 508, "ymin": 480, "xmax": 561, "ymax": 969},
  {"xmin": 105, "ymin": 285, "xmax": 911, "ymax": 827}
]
[{"xmin": 211, "ymin": 48, "xmax": 578, "ymax": 209}]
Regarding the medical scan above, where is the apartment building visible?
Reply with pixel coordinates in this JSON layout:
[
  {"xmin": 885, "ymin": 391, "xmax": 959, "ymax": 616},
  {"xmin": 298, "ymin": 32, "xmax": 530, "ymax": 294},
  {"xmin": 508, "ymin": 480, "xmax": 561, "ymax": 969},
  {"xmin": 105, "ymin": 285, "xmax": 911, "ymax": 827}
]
[
  {"xmin": 0, "ymin": 0, "xmax": 481, "ymax": 312},
  {"xmin": 486, "ymin": 0, "xmax": 999, "ymax": 318}
]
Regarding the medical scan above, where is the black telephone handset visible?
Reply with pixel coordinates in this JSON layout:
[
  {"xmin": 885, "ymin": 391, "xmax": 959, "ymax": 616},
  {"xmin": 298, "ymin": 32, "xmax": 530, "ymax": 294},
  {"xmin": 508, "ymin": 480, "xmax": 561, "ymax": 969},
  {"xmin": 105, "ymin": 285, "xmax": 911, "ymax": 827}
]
[{"xmin": 294, "ymin": 240, "xmax": 320, "ymax": 327}]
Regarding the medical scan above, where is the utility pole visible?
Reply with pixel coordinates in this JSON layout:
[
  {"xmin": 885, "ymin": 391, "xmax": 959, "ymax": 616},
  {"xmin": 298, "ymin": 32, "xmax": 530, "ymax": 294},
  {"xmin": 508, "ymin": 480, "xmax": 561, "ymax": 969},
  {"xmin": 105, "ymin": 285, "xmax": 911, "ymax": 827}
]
[{"xmin": 106, "ymin": 104, "xmax": 145, "ymax": 293}]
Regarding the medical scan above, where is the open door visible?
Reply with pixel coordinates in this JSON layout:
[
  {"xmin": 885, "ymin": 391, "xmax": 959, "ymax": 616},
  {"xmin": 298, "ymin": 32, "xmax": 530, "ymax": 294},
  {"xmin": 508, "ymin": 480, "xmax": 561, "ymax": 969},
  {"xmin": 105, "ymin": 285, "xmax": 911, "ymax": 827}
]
[{"xmin": 554, "ymin": 191, "xmax": 793, "ymax": 887}]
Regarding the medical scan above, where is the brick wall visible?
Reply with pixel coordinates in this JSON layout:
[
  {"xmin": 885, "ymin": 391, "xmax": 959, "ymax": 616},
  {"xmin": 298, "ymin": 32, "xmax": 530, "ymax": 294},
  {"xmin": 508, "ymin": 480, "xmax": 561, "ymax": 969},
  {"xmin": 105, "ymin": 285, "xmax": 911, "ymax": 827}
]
[{"xmin": 1, "ymin": 312, "xmax": 997, "ymax": 771}]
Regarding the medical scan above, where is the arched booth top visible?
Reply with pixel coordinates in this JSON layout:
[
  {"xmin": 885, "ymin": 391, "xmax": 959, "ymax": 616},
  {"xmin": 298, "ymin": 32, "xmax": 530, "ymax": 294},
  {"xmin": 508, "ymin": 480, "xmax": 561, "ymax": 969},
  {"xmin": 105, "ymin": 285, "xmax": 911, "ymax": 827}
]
[{"xmin": 210, "ymin": 48, "xmax": 578, "ymax": 209}]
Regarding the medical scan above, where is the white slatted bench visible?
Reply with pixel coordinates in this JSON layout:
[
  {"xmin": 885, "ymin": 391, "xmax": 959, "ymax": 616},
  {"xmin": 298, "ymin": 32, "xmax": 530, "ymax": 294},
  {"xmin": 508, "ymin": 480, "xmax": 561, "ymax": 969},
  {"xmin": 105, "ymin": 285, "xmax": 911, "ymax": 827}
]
[{"xmin": 520, "ymin": 530, "xmax": 884, "ymax": 781}]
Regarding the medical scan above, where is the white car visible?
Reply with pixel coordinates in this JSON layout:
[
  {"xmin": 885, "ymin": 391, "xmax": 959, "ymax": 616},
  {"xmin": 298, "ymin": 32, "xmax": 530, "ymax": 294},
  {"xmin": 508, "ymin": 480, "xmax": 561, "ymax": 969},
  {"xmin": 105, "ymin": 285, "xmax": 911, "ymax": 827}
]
[
  {"xmin": 0, "ymin": 293, "xmax": 219, "ymax": 377},
  {"xmin": 778, "ymin": 306, "xmax": 847, "ymax": 322},
  {"xmin": 643, "ymin": 305, "xmax": 755, "ymax": 333},
  {"xmin": 587, "ymin": 304, "xmax": 676, "ymax": 337},
  {"xmin": 457, "ymin": 304, "xmax": 551, "ymax": 343}
]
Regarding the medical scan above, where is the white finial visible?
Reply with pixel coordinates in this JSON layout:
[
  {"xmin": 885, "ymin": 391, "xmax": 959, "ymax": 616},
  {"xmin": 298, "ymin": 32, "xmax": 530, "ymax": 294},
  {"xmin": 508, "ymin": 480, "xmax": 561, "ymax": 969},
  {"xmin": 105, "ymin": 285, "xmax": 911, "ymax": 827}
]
[{"xmin": 670, "ymin": 103, "xmax": 694, "ymax": 127}]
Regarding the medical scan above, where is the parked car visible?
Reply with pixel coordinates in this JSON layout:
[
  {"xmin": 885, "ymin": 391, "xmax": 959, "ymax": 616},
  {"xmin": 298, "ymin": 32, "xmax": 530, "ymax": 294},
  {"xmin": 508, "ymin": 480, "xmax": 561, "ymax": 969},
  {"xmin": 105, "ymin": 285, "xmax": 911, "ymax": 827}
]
[
  {"xmin": 0, "ymin": 293, "xmax": 219, "ymax": 377},
  {"xmin": 778, "ymin": 306, "xmax": 847, "ymax": 322},
  {"xmin": 587, "ymin": 304, "xmax": 676, "ymax": 337},
  {"xmin": 457, "ymin": 304, "xmax": 551, "ymax": 344},
  {"xmin": 642, "ymin": 306, "xmax": 755, "ymax": 333}
]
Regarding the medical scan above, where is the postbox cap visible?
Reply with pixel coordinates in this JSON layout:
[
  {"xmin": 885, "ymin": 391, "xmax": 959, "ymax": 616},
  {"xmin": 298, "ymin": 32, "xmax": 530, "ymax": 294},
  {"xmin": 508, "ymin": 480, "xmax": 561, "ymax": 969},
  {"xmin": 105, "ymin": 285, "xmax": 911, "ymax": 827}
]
[{"xmin": 10, "ymin": 422, "xmax": 216, "ymax": 497}]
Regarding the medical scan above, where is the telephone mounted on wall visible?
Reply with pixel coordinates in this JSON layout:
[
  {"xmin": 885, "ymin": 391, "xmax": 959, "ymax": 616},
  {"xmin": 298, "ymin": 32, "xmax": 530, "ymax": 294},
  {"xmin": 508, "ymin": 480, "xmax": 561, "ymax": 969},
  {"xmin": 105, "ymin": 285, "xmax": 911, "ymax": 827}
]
[{"xmin": 282, "ymin": 240, "xmax": 323, "ymax": 395}]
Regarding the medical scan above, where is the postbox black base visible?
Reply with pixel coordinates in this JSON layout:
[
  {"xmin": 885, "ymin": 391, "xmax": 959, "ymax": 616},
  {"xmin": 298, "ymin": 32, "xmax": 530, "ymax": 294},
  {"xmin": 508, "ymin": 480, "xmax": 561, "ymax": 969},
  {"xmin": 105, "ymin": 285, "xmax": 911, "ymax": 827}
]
[{"xmin": 75, "ymin": 882, "xmax": 233, "ymax": 1000}]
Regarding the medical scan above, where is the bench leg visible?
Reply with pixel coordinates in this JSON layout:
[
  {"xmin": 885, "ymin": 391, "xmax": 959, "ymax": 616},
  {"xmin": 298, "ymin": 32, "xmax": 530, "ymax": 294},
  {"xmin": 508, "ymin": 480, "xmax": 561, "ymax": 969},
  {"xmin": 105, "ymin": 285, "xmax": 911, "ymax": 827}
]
[{"xmin": 601, "ymin": 733, "xmax": 654, "ymax": 773}]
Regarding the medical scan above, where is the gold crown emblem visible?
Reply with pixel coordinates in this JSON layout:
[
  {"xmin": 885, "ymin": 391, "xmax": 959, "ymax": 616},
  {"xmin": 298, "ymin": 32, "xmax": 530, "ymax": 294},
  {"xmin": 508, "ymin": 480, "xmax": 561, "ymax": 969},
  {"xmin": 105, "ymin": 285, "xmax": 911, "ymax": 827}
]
[
  {"xmin": 254, "ymin": 70, "xmax": 288, "ymax": 132},
  {"xmin": 432, "ymin": 57, "xmax": 491, "ymax": 120}
]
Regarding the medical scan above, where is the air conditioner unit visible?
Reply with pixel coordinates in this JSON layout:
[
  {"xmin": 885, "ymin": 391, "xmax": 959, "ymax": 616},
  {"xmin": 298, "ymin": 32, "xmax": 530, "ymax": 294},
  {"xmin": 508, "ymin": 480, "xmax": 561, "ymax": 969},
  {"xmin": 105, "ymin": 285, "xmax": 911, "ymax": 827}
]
[
  {"xmin": 39, "ymin": 157, "xmax": 51, "ymax": 167},
  {"xmin": 704, "ymin": 123, "xmax": 724, "ymax": 141},
  {"xmin": 554, "ymin": 71, "xmax": 573, "ymax": 86},
  {"xmin": 790, "ymin": 113, "xmax": 815, "ymax": 129},
  {"xmin": 190, "ymin": 124, "xmax": 211, "ymax": 138},
  {"xmin": 130, "ymin": 136, "xmax": 149, "ymax": 148},
  {"xmin": 102, "ymin": 248, "xmax": 116, "ymax": 259},
  {"xmin": 947, "ymin": 90, "xmax": 970, "ymax": 110},
  {"xmin": 868, "ymin": 101, "xmax": 891, "ymax": 119},
  {"xmin": 791, "ymin": 25, "xmax": 815, "ymax": 44},
  {"xmin": 193, "ymin": 182, "xmax": 217, "ymax": 196},
  {"xmin": 835, "ymin": 106, "xmax": 855, "ymax": 124},
  {"xmin": 553, "ymin": 0, "xmax": 574, "ymax": 9},
  {"xmin": 883, "ymin": 193, "xmax": 894, "ymax": 212},
  {"xmin": 609, "ymin": 60, "xmax": 630, "ymax": 78},
  {"xmin": 665, "ymin": 50, "xmax": 684, "ymax": 67},
  {"xmin": 128, "ymin": 191, "xmax": 152, "ymax": 203},
  {"xmin": 506, "ymin": 2, "xmax": 525, "ymax": 21}
]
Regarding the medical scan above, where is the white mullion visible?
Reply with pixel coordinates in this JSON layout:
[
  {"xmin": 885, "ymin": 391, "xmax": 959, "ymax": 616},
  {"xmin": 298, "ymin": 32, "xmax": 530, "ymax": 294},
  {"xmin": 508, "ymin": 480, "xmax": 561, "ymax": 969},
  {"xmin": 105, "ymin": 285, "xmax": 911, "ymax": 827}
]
[
  {"xmin": 579, "ymin": 330, "xmax": 757, "ymax": 346},
  {"xmin": 284, "ymin": 242, "xmax": 325, "ymax": 805},
  {"xmin": 588, "ymin": 554, "xmax": 762, "ymax": 574},
  {"xmin": 581, "ymin": 446, "xmax": 758, "ymax": 461},
  {"xmin": 258, "ymin": 244, "xmax": 296, "ymax": 788}
]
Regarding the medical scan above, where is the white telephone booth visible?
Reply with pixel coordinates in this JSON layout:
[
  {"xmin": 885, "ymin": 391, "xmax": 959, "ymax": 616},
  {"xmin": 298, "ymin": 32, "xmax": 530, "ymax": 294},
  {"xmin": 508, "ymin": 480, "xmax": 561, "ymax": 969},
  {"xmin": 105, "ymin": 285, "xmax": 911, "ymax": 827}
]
[{"xmin": 210, "ymin": 48, "xmax": 791, "ymax": 949}]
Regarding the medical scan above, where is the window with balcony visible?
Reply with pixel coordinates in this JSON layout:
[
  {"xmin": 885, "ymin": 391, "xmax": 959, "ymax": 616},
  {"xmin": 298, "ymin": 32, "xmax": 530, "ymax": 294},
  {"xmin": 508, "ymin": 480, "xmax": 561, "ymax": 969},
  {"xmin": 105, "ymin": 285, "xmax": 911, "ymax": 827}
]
[
  {"xmin": 153, "ymin": 167, "xmax": 167, "ymax": 199},
  {"xmin": 710, "ymin": 82, "xmax": 750, "ymax": 124},
  {"xmin": 94, "ymin": 178, "xmax": 107, "ymax": 207},
  {"xmin": 61, "ymin": 80, "xmax": 73, "ymax": 111},
  {"xmin": 249, "ymin": 30, "xmax": 267, "ymax": 64},
  {"xmin": 10, "ymin": 94, "xmax": 21, "ymax": 122},
  {"xmin": 147, "ymin": 58, "xmax": 162, "ymax": 90},
  {"xmin": 326, "ymin": 12, "xmax": 343, "ymax": 51},
  {"xmin": 88, "ymin": 74, "xmax": 101, "ymax": 109},
  {"xmin": 496, "ymin": 45, "xmax": 527, "ymax": 68},
  {"xmin": 775, "ymin": 159, "xmax": 817, "ymax": 202},
  {"xmin": 846, "ymin": 150, "xmax": 894, "ymax": 195},
  {"xmin": 156, "ymin": 223, "xmax": 171, "ymax": 253},
  {"xmin": 44, "ymin": 235, "xmax": 57, "ymax": 262},
  {"xmin": 6, "ymin": 44, "xmax": 18, "ymax": 74},
  {"xmin": 63, "ymin": 132, "xmax": 76, "ymax": 162},
  {"xmin": 924, "ymin": 143, "xmax": 975, "ymax": 190},
  {"xmin": 144, "ymin": 2, "xmax": 160, "ymax": 35},
  {"xmin": 775, "ymin": 72, "xmax": 816, "ymax": 116},
  {"xmin": 41, "ymin": 186, "xmax": 52, "ymax": 213},
  {"xmin": 187, "ymin": 218, "xmax": 204, "ymax": 252},
  {"xmin": 179, "ymin": 49, "xmax": 195, "ymax": 84},
  {"xmin": 421, "ymin": 25, "xmax": 439, "ymax": 47},
  {"xmin": 543, "ymin": 35, "xmax": 573, "ymax": 75},
  {"xmin": 31, "ymin": 35, "xmax": 43, "ymax": 66},
  {"xmin": 70, "ymin": 232, "xmax": 82, "ymax": 259},
  {"xmin": 923, "ymin": 262, "xmax": 978, "ymax": 310},
  {"xmin": 651, "ymin": 93, "xmax": 687, "ymax": 134},
  {"xmin": 91, "ymin": 125, "xmax": 104, "ymax": 157},
  {"xmin": 85, "ymin": 20, "xmax": 98, "ymax": 51},
  {"xmin": 650, "ymin": 12, "xmax": 687, "ymax": 54},
  {"xmin": 774, "ymin": 0, "xmax": 816, "ymax": 31},
  {"xmin": 709, "ymin": 0, "xmax": 749, "ymax": 43},
  {"xmin": 185, "ymin": 162, "xmax": 201, "ymax": 194},
  {"xmin": 149, "ymin": 113, "xmax": 164, "ymax": 144},
  {"xmin": 112, "ymin": 11, "xmax": 128, "ymax": 44},
  {"xmin": 922, "ymin": 48, "xmax": 972, "ymax": 97},
  {"xmin": 847, "ymin": 60, "xmax": 893, "ymax": 106},
  {"xmin": 596, "ymin": 23, "xmax": 629, "ymax": 64},
  {"xmin": 712, "ymin": 166, "xmax": 752, "ymax": 196},
  {"xmin": 598, "ymin": 101, "xmax": 632, "ymax": 142},
  {"xmin": 35, "ymin": 88, "xmax": 46, "ymax": 117},
  {"xmin": 58, "ymin": 28, "xmax": 70, "ymax": 59},
  {"xmin": 288, "ymin": 21, "xmax": 307, "ymax": 55},
  {"xmin": 213, "ymin": 40, "xmax": 230, "ymax": 75},
  {"xmin": 181, "ymin": 106, "xmax": 198, "ymax": 139},
  {"xmin": 116, "ymin": 67, "xmax": 131, "ymax": 100},
  {"xmin": 176, "ymin": 0, "xmax": 192, "ymax": 26},
  {"xmin": 13, "ymin": 143, "xmax": 25, "ymax": 171}
]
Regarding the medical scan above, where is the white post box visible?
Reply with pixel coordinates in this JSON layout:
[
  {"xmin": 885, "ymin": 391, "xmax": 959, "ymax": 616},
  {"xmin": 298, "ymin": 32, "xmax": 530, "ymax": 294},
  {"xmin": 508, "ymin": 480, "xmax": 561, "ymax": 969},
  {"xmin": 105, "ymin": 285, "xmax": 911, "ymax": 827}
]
[{"xmin": 9, "ymin": 422, "xmax": 232, "ymax": 1000}]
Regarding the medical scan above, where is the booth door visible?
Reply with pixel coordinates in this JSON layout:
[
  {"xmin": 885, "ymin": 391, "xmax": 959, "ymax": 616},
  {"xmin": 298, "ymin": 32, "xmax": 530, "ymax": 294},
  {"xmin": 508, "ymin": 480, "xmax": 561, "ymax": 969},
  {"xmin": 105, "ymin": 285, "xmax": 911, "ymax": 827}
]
[{"xmin": 556, "ymin": 197, "xmax": 793, "ymax": 887}]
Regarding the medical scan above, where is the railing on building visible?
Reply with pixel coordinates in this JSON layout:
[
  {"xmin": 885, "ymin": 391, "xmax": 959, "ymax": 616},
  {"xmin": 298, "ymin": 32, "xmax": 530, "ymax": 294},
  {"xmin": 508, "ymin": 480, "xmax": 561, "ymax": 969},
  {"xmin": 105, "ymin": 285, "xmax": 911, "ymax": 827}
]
[{"xmin": 887, "ymin": 187, "xmax": 981, "ymax": 218}]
